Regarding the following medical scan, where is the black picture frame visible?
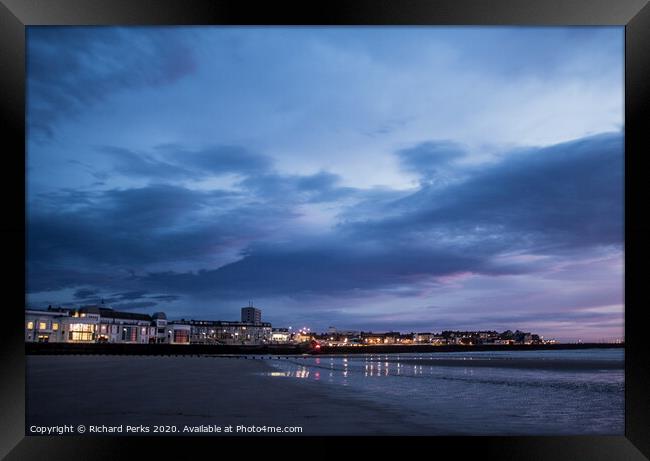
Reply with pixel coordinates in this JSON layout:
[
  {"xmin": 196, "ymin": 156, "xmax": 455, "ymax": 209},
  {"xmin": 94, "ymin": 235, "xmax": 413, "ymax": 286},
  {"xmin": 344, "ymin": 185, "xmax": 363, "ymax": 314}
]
[{"xmin": 1, "ymin": 0, "xmax": 648, "ymax": 459}]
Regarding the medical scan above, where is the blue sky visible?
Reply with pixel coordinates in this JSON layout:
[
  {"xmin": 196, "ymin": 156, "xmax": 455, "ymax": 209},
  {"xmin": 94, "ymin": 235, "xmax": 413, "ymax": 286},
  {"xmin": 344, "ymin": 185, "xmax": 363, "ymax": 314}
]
[{"xmin": 26, "ymin": 26, "xmax": 624, "ymax": 341}]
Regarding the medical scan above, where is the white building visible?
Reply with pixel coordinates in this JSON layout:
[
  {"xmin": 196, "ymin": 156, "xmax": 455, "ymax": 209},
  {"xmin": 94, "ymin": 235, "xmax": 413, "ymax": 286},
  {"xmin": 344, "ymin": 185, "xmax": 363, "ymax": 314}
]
[
  {"xmin": 25, "ymin": 306, "xmax": 189, "ymax": 344},
  {"xmin": 152, "ymin": 312, "xmax": 168, "ymax": 344},
  {"xmin": 25, "ymin": 305, "xmax": 272, "ymax": 345},
  {"xmin": 271, "ymin": 328, "xmax": 291, "ymax": 343},
  {"xmin": 25, "ymin": 308, "xmax": 68, "ymax": 343},
  {"xmin": 65, "ymin": 308, "xmax": 100, "ymax": 343}
]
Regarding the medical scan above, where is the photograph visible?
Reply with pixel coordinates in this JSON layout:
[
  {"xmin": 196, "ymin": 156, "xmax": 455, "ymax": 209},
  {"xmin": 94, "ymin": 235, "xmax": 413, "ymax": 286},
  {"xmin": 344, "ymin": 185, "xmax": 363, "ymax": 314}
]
[{"xmin": 24, "ymin": 25, "xmax": 625, "ymax": 437}]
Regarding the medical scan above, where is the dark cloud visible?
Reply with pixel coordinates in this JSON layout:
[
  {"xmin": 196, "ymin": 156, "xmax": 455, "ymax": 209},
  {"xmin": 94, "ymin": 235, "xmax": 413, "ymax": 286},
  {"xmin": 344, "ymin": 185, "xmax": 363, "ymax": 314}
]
[
  {"xmin": 127, "ymin": 132, "xmax": 623, "ymax": 302},
  {"xmin": 29, "ymin": 278, "xmax": 182, "ymax": 312},
  {"xmin": 139, "ymin": 243, "xmax": 486, "ymax": 299},
  {"xmin": 27, "ymin": 27, "xmax": 198, "ymax": 139},
  {"xmin": 79, "ymin": 297, "xmax": 121, "ymax": 306},
  {"xmin": 100, "ymin": 142, "xmax": 356, "ymax": 205},
  {"xmin": 135, "ymin": 238, "xmax": 545, "ymax": 302},
  {"xmin": 73, "ymin": 288, "xmax": 99, "ymax": 300},
  {"xmin": 27, "ymin": 132, "xmax": 623, "ymax": 324},
  {"xmin": 26, "ymin": 262, "xmax": 137, "ymax": 294},
  {"xmin": 396, "ymin": 140, "xmax": 466, "ymax": 183},
  {"xmin": 27, "ymin": 186, "xmax": 211, "ymax": 265},
  {"xmin": 163, "ymin": 145, "xmax": 273, "ymax": 176},
  {"xmin": 27, "ymin": 184, "xmax": 249, "ymax": 270},
  {"xmin": 111, "ymin": 290, "xmax": 149, "ymax": 301},
  {"xmin": 26, "ymin": 181, "xmax": 298, "ymax": 292},
  {"xmin": 111, "ymin": 301, "xmax": 159, "ymax": 310},
  {"xmin": 149, "ymin": 294, "xmax": 180, "ymax": 302},
  {"xmin": 238, "ymin": 171, "xmax": 356, "ymax": 203},
  {"xmin": 345, "ymin": 132, "xmax": 623, "ymax": 254}
]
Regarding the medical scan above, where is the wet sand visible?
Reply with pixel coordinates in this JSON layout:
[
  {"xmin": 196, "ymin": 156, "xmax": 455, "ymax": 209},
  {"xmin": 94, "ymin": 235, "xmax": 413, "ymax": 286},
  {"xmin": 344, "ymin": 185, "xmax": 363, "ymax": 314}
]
[
  {"xmin": 26, "ymin": 355, "xmax": 432, "ymax": 436},
  {"xmin": 386, "ymin": 358, "xmax": 624, "ymax": 371}
]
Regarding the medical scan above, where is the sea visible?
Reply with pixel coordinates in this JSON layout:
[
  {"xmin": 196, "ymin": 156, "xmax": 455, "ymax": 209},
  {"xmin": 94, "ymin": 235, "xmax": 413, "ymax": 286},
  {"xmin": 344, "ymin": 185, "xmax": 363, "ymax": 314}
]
[{"xmin": 264, "ymin": 348, "xmax": 624, "ymax": 435}]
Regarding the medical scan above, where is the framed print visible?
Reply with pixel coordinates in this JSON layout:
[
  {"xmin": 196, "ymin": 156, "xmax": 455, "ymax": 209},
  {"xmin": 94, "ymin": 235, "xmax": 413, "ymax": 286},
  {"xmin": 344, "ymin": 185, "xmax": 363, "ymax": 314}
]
[{"xmin": 1, "ymin": 0, "xmax": 649, "ymax": 459}]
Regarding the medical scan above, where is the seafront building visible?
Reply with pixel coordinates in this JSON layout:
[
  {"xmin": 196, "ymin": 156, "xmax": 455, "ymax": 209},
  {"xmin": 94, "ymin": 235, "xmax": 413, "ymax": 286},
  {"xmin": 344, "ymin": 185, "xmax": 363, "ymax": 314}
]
[
  {"xmin": 313, "ymin": 329, "xmax": 549, "ymax": 346},
  {"xmin": 26, "ymin": 304, "xmax": 552, "ymax": 346},
  {"xmin": 25, "ymin": 305, "xmax": 272, "ymax": 345},
  {"xmin": 24, "ymin": 308, "xmax": 67, "ymax": 344},
  {"xmin": 271, "ymin": 328, "xmax": 291, "ymax": 343},
  {"xmin": 173, "ymin": 318, "xmax": 272, "ymax": 345}
]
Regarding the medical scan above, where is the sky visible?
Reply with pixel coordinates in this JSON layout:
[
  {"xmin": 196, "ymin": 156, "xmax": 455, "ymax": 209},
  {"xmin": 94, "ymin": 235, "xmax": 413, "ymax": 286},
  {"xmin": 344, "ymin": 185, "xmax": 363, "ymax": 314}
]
[{"xmin": 26, "ymin": 26, "xmax": 624, "ymax": 342}]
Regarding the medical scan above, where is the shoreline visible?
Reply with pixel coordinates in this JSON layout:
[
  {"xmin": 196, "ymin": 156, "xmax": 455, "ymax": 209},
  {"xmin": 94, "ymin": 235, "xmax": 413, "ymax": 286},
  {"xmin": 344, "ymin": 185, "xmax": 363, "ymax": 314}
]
[
  {"xmin": 25, "ymin": 342, "xmax": 623, "ymax": 356},
  {"xmin": 383, "ymin": 357, "xmax": 623, "ymax": 371}
]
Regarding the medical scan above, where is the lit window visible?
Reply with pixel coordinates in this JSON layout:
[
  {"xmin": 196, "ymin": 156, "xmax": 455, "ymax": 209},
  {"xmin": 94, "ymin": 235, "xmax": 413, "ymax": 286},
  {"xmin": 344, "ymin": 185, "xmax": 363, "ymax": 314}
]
[
  {"xmin": 27, "ymin": 321, "xmax": 34, "ymax": 330},
  {"xmin": 39, "ymin": 322, "xmax": 47, "ymax": 330},
  {"xmin": 70, "ymin": 331, "xmax": 93, "ymax": 341},
  {"xmin": 68, "ymin": 323, "xmax": 94, "ymax": 341},
  {"xmin": 52, "ymin": 323, "xmax": 59, "ymax": 330}
]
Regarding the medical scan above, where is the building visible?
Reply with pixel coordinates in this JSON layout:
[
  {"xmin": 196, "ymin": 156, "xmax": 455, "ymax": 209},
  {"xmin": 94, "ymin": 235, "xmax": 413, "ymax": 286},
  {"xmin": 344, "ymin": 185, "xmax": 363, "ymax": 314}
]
[
  {"xmin": 175, "ymin": 319, "xmax": 272, "ymax": 345},
  {"xmin": 25, "ymin": 306, "xmax": 196, "ymax": 345},
  {"xmin": 414, "ymin": 332, "xmax": 434, "ymax": 343},
  {"xmin": 86, "ymin": 306, "xmax": 154, "ymax": 344},
  {"xmin": 493, "ymin": 339, "xmax": 514, "ymax": 345},
  {"xmin": 361, "ymin": 333, "xmax": 381, "ymax": 344},
  {"xmin": 152, "ymin": 312, "xmax": 168, "ymax": 344},
  {"xmin": 271, "ymin": 328, "xmax": 291, "ymax": 343},
  {"xmin": 25, "ymin": 305, "xmax": 273, "ymax": 345},
  {"xmin": 66, "ymin": 307, "xmax": 101, "ymax": 343},
  {"xmin": 25, "ymin": 308, "xmax": 68, "ymax": 343},
  {"xmin": 241, "ymin": 306, "xmax": 262, "ymax": 324},
  {"xmin": 26, "ymin": 305, "xmax": 546, "ymax": 347},
  {"xmin": 292, "ymin": 330, "xmax": 313, "ymax": 343}
]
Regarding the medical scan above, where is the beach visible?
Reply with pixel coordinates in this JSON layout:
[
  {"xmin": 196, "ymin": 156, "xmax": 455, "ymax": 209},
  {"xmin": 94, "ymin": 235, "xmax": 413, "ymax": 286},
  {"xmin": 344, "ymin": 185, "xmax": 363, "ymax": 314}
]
[
  {"xmin": 26, "ymin": 355, "xmax": 430, "ymax": 435},
  {"xmin": 26, "ymin": 349, "xmax": 624, "ymax": 436}
]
